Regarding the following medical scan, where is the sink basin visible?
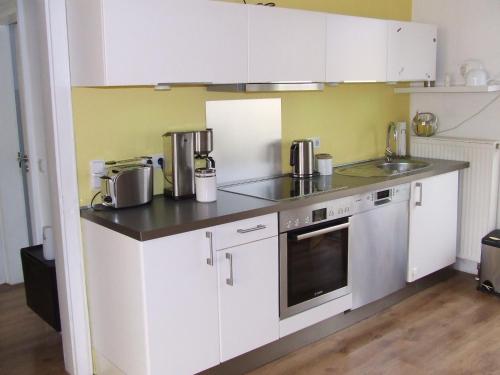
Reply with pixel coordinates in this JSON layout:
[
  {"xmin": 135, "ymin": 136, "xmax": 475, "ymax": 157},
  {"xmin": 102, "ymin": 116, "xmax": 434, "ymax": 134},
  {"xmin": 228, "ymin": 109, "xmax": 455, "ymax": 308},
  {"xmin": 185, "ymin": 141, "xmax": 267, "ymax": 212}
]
[
  {"xmin": 335, "ymin": 159, "xmax": 431, "ymax": 177},
  {"xmin": 375, "ymin": 160, "xmax": 430, "ymax": 173}
]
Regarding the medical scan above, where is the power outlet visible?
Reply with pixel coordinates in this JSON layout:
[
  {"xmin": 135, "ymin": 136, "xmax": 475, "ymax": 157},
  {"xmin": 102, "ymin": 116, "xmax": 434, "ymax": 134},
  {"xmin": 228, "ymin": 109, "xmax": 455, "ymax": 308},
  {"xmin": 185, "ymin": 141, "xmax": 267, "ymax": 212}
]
[
  {"xmin": 310, "ymin": 137, "xmax": 321, "ymax": 149},
  {"xmin": 151, "ymin": 153, "xmax": 164, "ymax": 169},
  {"xmin": 90, "ymin": 160, "xmax": 106, "ymax": 190}
]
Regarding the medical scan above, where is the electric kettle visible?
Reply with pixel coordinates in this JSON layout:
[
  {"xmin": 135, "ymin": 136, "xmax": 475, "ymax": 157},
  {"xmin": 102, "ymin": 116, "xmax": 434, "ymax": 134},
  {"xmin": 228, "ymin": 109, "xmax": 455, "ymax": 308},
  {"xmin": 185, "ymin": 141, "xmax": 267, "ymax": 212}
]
[{"xmin": 290, "ymin": 139, "xmax": 314, "ymax": 178}]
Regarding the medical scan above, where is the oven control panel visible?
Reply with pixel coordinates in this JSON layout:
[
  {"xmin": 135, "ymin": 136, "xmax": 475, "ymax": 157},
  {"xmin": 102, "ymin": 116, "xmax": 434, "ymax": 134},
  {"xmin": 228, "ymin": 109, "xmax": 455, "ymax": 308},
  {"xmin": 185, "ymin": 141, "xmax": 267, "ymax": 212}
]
[{"xmin": 279, "ymin": 196, "xmax": 354, "ymax": 232}]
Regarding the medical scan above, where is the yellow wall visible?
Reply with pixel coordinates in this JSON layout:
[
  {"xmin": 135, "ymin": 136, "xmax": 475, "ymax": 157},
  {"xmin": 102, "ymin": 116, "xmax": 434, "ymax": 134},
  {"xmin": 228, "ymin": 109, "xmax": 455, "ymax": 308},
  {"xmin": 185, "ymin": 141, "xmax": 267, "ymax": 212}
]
[{"xmin": 72, "ymin": 0, "xmax": 411, "ymax": 206}]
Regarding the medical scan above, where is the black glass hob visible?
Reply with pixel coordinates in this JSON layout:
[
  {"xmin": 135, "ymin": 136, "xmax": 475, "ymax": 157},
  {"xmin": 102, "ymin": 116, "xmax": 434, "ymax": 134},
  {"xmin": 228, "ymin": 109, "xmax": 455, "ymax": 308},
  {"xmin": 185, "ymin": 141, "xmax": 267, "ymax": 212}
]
[{"xmin": 218, "ymin": 174, "xmax": 347, "ymax": 202}]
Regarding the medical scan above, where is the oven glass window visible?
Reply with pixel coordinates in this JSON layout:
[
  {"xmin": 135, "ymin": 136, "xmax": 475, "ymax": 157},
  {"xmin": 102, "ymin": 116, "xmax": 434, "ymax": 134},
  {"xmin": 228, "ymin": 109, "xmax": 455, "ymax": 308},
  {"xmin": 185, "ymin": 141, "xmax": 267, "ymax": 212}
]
[{"xmin": 287, "ymin": 221, "xmax": 348, "ymax": 308}]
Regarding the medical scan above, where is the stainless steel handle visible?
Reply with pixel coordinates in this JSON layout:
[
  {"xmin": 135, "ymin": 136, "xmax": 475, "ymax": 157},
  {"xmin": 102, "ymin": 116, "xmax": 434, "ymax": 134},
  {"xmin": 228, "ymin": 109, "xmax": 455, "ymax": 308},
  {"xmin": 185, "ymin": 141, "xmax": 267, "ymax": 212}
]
[
  {"xmin": 237, "ymin": 224, "xmax": 266, "ymax": 234},
  {"xmin": 206, "ymin": 231, "xmax": 214, "ymax": 266},
  {"xmin": 293, "ymin": 222, "xmax": 350, "ymax": 241},
  {"xmin": 226, "ymin": 253, "xmax": 233, "ymax": 286},
  {"xmin": 416, "ymin": 182, "xmax": 423, "ymax": 206}
]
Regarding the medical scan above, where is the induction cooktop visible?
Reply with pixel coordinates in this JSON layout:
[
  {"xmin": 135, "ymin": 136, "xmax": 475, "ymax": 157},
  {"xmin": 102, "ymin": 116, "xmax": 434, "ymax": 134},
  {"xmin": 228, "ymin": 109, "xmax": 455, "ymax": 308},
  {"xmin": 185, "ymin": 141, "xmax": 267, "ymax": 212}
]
[{"xmin": 218, "ymin": 174, "xmax": 347, "ymax": 202}]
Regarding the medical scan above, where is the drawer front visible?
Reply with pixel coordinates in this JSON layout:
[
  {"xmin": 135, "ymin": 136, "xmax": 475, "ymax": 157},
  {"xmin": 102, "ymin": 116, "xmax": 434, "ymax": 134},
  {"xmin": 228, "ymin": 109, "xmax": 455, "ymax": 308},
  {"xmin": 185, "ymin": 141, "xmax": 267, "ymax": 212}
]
[{"xmin": 214, "ymin": 213, "xmax": 278, "ymax": 250}]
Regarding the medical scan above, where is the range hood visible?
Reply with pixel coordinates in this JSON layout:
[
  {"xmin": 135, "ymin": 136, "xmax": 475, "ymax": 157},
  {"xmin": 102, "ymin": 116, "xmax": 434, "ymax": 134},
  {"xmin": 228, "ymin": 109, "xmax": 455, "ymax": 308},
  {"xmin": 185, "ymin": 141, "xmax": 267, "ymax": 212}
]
[{"xmin": 207, "ymin": 82, "xmax": 324, "ymax": 92}]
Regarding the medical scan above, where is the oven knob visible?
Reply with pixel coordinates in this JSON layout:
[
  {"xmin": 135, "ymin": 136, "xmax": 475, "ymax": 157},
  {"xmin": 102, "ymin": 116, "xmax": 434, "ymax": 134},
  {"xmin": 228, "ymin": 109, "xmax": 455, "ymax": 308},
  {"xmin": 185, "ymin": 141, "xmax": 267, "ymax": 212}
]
[
  {"xmin": 304, "ymin": 216, "xmax": 310, "ymax": 224},
  {"xmin": 286, "ymin": 220, "xmax": 292, "ymax": 229},
  {"xmin": 294, "ymin": 218, "xmax": 300, "ymax": 227},
  {"xmin": 328, "ymin": 209, "xmax": 334, "ymax": 216}
]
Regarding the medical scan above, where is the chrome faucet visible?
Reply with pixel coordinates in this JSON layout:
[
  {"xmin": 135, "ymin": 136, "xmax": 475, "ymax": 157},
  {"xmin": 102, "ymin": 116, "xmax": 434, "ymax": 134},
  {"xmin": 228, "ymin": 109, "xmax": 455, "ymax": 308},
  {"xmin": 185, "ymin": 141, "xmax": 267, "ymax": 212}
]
[{"xmin": 385, "ymin": 122, "xmax": 398, "ymax": 162}]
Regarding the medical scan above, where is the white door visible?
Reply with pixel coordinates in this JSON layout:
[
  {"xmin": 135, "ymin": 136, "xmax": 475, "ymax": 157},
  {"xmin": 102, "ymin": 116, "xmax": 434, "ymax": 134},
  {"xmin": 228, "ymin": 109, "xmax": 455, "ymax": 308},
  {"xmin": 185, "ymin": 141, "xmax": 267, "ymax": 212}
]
[
  {"xmin": 408, "ymin": 171, "xmax": 459, "ymax": 282},
  {"xmin": 387, "ymin": 21, "xmax": 437, "ymax": 82},
  {"xmin": 248, "ymin": 5, "xmax": 326, "ymax": 83},
  {"xmin": 326, "ymin": 15, "xmax": 387, "ymax": 83},
  {"xmin": 218, "ymin": 237, "xmax": 279, "ymax": 362},
  {"xmin": 0, "ymin": 24, "xmax": 29, "ymax": 285},
  {"xmin": 16, "ymin": 1, "xmax": 93, "ymax": 373},
  {"xmin": 143, "ymin": 228, "xmax": 220, "ymax": 374}
]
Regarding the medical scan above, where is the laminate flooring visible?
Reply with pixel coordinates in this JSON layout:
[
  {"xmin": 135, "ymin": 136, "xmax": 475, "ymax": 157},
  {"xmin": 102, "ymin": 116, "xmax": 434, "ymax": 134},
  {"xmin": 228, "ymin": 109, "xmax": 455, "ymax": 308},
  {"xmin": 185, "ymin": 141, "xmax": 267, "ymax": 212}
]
[
  {"xmin": 0, "ymin": 284, "xmax": 66, "ymax": 375},
  {"xmin": 250, "ymin": 273, "xmax": 500, "ymax": 375},
  {"xmin": 1, "ymin": 274, "xmax": 498, "ymax": 375}
]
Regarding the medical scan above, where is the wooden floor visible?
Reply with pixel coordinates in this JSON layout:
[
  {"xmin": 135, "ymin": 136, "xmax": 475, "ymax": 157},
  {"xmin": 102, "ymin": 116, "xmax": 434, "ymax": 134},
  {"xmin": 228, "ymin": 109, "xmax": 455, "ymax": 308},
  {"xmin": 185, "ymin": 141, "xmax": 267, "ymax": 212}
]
[
  {"xmin": 1, "ymin": 274, "xmax": 499, "ymax": 375},
  {"xmin": 0, "ymin": 284, "xmax": 66, "ymax": 375},
  {"xmin": 250, "ymin": 273, "xmax": 500, "ymax": 375}
]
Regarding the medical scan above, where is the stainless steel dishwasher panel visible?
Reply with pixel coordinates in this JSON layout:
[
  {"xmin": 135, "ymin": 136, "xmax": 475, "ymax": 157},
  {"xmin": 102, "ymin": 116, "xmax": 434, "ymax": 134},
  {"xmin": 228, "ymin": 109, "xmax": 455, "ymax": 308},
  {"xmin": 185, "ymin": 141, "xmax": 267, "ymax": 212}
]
[{"xmin": 350, "ymin": 200, "xmax": 409, "ymax": 309}]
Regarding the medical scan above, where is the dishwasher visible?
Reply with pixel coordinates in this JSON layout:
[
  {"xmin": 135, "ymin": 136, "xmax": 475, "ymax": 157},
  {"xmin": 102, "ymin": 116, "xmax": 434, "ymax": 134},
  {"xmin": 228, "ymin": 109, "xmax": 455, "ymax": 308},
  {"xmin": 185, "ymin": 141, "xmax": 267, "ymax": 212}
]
[{"xmin": 350, "ymin": 183, "xmax": 410, "ymax": 309}]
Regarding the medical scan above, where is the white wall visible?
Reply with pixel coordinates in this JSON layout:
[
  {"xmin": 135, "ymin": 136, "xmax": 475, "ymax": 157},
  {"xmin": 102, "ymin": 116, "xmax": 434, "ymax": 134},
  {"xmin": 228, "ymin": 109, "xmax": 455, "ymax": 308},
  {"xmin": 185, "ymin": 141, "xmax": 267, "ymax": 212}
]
[{"xmin": 411, "ymin": 0, "xmax": 500, "ymax": 140}]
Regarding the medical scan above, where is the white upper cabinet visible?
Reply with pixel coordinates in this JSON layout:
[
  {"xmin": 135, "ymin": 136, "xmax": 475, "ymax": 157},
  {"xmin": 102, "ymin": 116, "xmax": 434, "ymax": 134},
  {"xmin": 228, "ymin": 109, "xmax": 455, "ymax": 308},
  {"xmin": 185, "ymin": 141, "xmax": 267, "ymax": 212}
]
[
  {"xmin": 407, "ymin": 171, "xmax": 458, "ymax": 282},
  {"xmin": 386, "ymin": 21, "xmax": 437, "ymax": 82},
  {"xmin": 248, "ymin": 5, "xmax": 326, "ymax": 83},
  {"xmin": 326, "ymin": 15, "xmax": 387, "ymax": 83},
  {"xmin": 207, "ymin": 1, "xmax": 248, "ymax": 84},
  {"xmin": 67, "ymin": 0, "xmax": 438, "ymax": 86},
  {"xmin": 66, "ymin": 0, "xmax": 248, "ymax": 86}
]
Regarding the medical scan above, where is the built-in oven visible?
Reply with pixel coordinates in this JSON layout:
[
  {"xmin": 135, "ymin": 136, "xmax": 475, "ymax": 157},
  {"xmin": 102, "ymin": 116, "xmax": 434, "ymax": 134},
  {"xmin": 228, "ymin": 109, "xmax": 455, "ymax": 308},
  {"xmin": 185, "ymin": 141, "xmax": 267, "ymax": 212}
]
[{"xmin": 279, "ymin": 197, "xmax": 354, "ymax": 319}]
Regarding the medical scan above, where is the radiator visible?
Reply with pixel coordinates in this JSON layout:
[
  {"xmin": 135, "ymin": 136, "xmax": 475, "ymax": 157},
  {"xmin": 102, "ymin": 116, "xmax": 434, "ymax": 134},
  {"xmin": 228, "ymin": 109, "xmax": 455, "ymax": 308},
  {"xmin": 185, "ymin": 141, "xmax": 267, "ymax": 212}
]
[{"xmin": 411, "ymin": 136, "xmax": 500, "ymax": 263}]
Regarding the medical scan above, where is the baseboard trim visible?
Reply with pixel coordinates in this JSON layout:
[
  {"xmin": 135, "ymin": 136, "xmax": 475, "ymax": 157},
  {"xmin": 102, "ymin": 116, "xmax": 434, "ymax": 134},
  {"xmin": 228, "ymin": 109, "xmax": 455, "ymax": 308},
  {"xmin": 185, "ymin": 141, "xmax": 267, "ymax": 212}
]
[{"xmin": 454, "ymin": 258, "xmax": 478, "ymax": 275}]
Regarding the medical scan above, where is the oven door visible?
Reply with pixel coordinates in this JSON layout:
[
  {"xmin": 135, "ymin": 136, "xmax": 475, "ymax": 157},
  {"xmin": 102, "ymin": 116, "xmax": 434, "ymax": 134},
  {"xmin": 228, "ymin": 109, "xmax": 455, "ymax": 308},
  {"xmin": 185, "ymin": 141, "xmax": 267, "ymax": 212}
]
[{"xmin": 280, "ymin": 216, "xmax": 351, "ymax": 319}]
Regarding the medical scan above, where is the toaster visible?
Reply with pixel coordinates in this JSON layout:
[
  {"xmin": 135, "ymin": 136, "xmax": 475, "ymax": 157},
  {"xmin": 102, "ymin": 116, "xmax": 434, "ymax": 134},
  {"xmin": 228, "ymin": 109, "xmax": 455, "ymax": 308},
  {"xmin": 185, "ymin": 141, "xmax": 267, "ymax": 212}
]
[{"xmin": 100, "ymin": 163, "xmax": 153, "ymax": 208}]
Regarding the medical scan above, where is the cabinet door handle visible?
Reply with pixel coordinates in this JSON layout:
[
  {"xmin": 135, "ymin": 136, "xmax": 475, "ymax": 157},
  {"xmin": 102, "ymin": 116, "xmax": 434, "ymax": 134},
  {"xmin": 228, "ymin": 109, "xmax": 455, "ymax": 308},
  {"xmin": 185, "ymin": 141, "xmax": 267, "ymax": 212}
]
[
  {"xmin": 226, "ymin": 253, "xmax": 234, "ymax": 286},
  {"xmin": 237, "ymin": 224, "xmax": 266, "ymax": 234},
  {"xmin": 416, "ymin": 182, "xmax": 423, "ymax": 206},
  {"xmin": 206, "ymin": 231, "xmax": 214, "ymax": 266}
]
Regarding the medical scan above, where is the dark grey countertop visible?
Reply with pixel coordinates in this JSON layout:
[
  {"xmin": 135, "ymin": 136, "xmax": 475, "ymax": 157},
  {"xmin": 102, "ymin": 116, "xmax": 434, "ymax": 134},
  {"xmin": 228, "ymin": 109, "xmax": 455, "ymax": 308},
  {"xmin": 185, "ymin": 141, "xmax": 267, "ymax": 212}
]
[{"xmin": 80, "ymin": 158, "xmax": 469, "ymax": 241}]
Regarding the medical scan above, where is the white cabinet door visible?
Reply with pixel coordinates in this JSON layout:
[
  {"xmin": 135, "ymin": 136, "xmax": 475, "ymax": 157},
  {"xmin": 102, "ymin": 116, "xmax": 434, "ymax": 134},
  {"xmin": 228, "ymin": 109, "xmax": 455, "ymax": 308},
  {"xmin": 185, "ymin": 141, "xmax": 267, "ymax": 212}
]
[
  {"xmin": 326, "ymin": 15, "xmax": 387, "ymax": 83},
  {"xmin": 207, "ymin": 1, "xmax": 248, "ymax": 84},
  {"xmin": 103, "ymin": 0, "xmax": 214, "ymax": 85},
  {"xmin": 217, "ymin": 237, "xmax": 279, "ymax": 362},
  {"xmin": 387, "ymin": 21, "xmax": 437, "ymax": 82},
  {"xmin": 142, "ymin": 228, "xmax": 220, "ymax": 375},
  {"xmin": 407, "ymin": 171, "xmax": 458, "ymax": 282},
  {"xmin": 67, "ymin": 0, "xmax": 248, "ymax": 85},
  {"xmin": 248, "ymin": 5, "xmax": 326, "ymax": 83}
]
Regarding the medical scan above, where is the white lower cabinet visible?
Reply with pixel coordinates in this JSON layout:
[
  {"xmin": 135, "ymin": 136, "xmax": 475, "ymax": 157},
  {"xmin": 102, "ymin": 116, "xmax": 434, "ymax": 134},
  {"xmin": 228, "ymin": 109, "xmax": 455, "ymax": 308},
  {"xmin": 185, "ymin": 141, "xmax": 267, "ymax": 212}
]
[
  {"xmin": 142, "ymin": 229, "xmax": 220, "ymax": 375},
  {"xmin": 83, "ymin": 214, "xmax": 279, "ymax": 375},
  {"xmin": 217, "ymin": 237, "xmax": 279, "ymax": 361},
  {"xmin": 407, "ymin": 171, "xmax": 459, "ymax": 282}
]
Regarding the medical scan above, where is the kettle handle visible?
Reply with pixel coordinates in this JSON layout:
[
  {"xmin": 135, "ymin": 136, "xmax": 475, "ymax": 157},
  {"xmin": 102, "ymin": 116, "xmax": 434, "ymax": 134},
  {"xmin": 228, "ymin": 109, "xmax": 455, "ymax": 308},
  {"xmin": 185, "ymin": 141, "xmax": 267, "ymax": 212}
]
[{"xmin": 290, "ymin": 143, "xmax": 298, "ymax": 167}]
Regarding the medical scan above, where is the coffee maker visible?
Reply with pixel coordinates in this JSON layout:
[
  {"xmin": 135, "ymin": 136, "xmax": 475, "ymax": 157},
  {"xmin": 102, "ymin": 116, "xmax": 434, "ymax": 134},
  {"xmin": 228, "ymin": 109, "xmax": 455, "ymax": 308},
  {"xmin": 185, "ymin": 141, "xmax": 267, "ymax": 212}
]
[{"xmin": 163, "ymin": 129, "xmax": 215, "ymax": 199}]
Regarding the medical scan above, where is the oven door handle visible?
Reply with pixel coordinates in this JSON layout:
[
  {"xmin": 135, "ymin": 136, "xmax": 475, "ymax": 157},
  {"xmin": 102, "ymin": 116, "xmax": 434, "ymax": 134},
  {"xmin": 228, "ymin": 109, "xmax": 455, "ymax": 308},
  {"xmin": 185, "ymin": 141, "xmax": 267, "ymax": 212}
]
[{"xmin": 292, "ymin": 222, "xmax": 350, "ymax": 241}]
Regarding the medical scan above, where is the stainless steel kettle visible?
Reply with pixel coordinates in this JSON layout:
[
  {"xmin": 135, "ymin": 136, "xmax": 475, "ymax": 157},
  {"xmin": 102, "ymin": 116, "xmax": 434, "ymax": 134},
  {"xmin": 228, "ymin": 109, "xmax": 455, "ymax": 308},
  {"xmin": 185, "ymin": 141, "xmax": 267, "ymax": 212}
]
[{"xmin": 290, "ymin": 139, "xmax": 314, "ymax": 178}]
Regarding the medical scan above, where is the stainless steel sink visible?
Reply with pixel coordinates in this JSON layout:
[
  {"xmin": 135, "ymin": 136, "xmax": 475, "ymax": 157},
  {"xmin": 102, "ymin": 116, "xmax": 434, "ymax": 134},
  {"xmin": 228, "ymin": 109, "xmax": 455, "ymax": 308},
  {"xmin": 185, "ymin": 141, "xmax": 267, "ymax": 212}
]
[{"xmin": 335, "ymin": 159, "xmax": 431, "ymax": 177}]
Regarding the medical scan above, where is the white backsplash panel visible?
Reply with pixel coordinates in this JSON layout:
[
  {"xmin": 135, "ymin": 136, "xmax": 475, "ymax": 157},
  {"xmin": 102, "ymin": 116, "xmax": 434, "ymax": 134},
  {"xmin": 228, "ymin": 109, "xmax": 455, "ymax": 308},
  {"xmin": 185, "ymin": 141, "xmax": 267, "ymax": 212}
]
[{"xmin": 206, "ymin": 98, "xmax": 282, "ymax": 184}]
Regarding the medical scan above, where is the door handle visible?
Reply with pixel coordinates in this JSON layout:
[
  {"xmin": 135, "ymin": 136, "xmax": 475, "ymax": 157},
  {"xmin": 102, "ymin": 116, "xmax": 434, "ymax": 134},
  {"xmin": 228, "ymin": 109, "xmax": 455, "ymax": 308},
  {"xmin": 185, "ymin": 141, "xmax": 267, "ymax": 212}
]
[
  {"xmin": 17, "ymin": 152, "xmax": 30, "ymax": 172},
  {"xmin": 205, "ymin": 231, "xmax": 214, "ymax": 266},
  {"xmin": 226, "ymin": 252, "xmax": 233, "ymax": 286},
  {"xmin": 415, "ymin": 182, "xmax": 423, "ymax": 206},
  {"xmin": 293, "ymin": 222, "xmax": 350, "ymax": 241},
  {"xmin": 237, "ymin": 224, "xmax": 266, "ymax": 234}
]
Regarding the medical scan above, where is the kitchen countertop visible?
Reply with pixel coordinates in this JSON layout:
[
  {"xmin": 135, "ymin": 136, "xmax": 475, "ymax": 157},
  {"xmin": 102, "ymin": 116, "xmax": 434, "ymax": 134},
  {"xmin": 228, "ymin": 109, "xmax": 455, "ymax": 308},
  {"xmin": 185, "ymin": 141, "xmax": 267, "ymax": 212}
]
[{"xmin": 80, "ymin": 158, "xmax": 469, "ymax": 241}]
